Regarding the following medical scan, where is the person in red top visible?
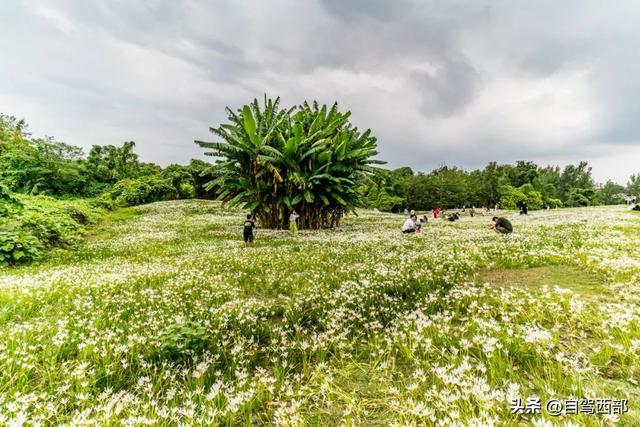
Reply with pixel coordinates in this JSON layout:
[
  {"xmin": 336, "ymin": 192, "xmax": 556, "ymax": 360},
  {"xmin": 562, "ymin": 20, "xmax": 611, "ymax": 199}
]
[{"xmin": 433, "ymin": 207, "xmax": 440, "ymax": 219}]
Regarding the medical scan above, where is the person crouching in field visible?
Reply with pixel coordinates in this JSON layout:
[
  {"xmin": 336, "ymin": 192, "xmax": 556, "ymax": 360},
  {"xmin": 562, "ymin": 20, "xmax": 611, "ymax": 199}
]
[
  {"xmin": 447, "ymin": 212, "xmax": 460, "ymax": 222},
  {"xmin": 490, "ymin": 216, "xmax": 513, "ymax": 234},
  {"xmin": 402, "ymin": 214, "xmax": 419, "ymax": 234},
  {"xmin": 243, "ymin": 214, "xmax": 256, "ymax": 247}
]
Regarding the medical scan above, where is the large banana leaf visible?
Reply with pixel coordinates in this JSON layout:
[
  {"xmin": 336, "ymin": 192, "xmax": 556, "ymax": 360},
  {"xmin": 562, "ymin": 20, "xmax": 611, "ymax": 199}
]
[{"xmin": 242, "ymin": 105, "xmax": 259, "ymax": 146}]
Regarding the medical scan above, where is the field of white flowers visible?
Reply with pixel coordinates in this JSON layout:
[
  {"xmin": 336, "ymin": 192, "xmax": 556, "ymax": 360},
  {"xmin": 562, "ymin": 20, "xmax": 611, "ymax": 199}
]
[{"xmin": 0, "ymin": 201, "xmax": 639, "ymax": 426}]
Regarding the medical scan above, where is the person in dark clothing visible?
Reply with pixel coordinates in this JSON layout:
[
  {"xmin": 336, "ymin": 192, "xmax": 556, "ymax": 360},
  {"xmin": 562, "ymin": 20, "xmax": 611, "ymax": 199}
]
[
  {"xmin": 491, "ymin": 216, "xmax": 513, "ymax": 234},
  {"xmin": 243, "ymin": 214, "xmax": 256, "ymax": 247},
  {"xmin": 447, "ymin": 213, "xmax": 460, "ymax": 222},
  {"xmin": 633, "ymin": 204, "xmax": 640, "ymax": 211}
]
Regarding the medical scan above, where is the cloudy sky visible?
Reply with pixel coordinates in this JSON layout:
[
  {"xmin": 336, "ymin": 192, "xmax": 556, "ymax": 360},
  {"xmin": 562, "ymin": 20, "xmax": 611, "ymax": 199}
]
[{"xmin": 1, "ymin": 1, "xmax": 639, "ymax": 183}]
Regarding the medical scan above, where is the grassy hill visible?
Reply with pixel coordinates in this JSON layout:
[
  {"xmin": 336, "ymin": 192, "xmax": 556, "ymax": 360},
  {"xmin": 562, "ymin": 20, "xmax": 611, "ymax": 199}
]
[{"xmin": 1, "ymin": 201, "xmax": 639, "ymax": 425}]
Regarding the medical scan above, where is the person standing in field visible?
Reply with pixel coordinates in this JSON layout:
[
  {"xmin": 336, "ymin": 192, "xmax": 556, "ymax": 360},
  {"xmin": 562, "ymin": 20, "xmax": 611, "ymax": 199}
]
[
  {"xmin": 490, "ymin": 216, "xmax": 513, "ymax": 234},
  {"xmin": 433, "ymin": 207, "xmax": 440, "ymax": 219},
  {"xmin": 243, "ymin": 214, "xmax": 256, "ymax": 247},
  {"xmin": 289, "ymin": 210, "xmax": 300, "ymax": 233}
]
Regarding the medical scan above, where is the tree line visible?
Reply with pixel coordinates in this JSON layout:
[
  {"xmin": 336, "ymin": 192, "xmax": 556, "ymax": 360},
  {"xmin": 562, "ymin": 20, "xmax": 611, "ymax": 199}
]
[
  {"xmin": 2, "ymin": 109, "xmax": 638, "ymax": 217},
  {"xmin": 0, "ymin": 114, "xmax": 217, "ymax": 208},
  {"xmin": 361, "ymin": 161, "xmax": 639, "ymax": 212}
]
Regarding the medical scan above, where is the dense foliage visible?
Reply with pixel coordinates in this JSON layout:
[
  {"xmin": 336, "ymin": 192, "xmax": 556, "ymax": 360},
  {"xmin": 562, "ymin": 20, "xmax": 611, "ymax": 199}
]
[
  {"xmin": 0, "ymin": 190, "xmax": 101, "ymax": 266},
  {"xmin": 196, "ymin": 97, "xmax": 383, "ymax": 229},
  {"xmin": 0, "ymin": 114, "xmax": 217, "ymax": 206}
]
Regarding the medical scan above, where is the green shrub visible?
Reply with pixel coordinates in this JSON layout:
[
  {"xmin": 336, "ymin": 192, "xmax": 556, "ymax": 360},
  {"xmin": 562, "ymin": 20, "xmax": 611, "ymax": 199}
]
[
  {"xmin": 109, "ymin": 177, "xmax": 178, "ymax": 207},
  {"xmin": 19, "ymin": 210, "xmax": 82, "ymax": 247},
  {"xmin": 499, "ymin": 185, "xmax": 527, "ymax": 209},
  {"xmin": 566, "ymin": 189, "xmax": 591, "ymax": 207},
  {"xmin": 545, "ymin": 197, "xmax": 563, "ymax": 208},
  {"xmin": 178, "ymin": 182, "xmax": 196, "ymax": 199},
  {"xmin": 0, "ymin": 229, "xmax": 42, "ymax": 266},
  {"xmin": 90, "ymin": 193, "xmax": 115, "ymax": 211},
  {"xmin": 0, "ymin": 184, "xmax": 22, "ymax": 217},
  {"xmin": 155, "ymin": 322, "xmax": 210, "ymax": 361},
  {"xmin": 1, "ymin": 195, "xmax": 105, "ymax": 267}
]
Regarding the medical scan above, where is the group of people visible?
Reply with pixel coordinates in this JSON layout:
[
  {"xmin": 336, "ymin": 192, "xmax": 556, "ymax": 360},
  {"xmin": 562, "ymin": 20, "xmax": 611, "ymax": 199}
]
[
  {"xmin": 401, "ymin": 210, "xmax": 429, "ymax": 233},
  {"xmin": 244, "ymin": 205, "xmax": 516, "ymax": 246},
  {"xmin": 401, "ymin": 209, "xmax": 513, "ymax": 235}
]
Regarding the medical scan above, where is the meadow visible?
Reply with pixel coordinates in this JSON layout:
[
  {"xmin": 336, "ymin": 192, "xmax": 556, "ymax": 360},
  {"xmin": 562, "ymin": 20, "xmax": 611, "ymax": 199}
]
[{"xmin": 0, "ymin": 201, "xmax": 639, "ymax": 426}]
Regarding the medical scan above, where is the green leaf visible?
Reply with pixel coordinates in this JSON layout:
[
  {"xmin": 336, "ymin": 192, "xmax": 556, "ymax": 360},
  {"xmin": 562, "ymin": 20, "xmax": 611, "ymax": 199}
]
[
  {"xmin": 244, "ymin": 200, "xmax": 259, "ymax": 211},
  {"xmin": 242, "ymin": 105, "xmax": 259, "ymax": 145},
  {"xmin": 304, "ymin": 191, "xmax": 314, "ymax": 203}
]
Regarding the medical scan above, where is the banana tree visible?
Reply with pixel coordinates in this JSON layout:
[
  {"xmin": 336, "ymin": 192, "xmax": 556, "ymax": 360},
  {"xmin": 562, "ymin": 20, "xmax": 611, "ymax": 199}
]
[{"xmin": 196, "ymin": 97, "xmax": 384, "ymax": 229}]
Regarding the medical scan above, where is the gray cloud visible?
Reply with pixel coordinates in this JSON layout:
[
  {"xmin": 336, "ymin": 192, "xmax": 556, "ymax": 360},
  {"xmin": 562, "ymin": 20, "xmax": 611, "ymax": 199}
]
[
  {"xmin": 1, "ymin": 0, "xmax": 639, "ymax": 183},
  {"xmin": 411, "ymin": 57, "xmax": 481, "ymax": 116}
]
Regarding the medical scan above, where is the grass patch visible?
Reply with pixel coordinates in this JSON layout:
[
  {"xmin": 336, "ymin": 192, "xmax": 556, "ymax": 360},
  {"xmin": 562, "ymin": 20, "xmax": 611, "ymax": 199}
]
[
  {"xmin": 305, "ymin": 362, "xmax": 396, "ymax": 425},
  {"xmin": 476, "ymin": 265, "xmax": 606, "ymax": 301}
]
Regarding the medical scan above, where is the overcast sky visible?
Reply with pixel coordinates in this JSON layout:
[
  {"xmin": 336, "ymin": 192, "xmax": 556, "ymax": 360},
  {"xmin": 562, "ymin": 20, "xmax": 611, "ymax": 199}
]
[{"xmin": 1, "ymin": 1, "xmax": 639, "ymax": 183}]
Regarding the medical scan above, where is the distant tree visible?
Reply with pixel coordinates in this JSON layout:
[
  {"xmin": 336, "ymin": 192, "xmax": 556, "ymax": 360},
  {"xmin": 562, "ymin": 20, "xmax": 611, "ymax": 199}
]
[
  {"xmin": 519, "ymin": 183, "xmax": 544, "ymax": 210},
  {"xmin": 478, "ymin": 162, "xmax": 509, "ymax": 207},
  {"xmin": 359, "ymin": 168, "xmax": 406, "ymax": 211},
  {"xmin": 0, "ymin": 114, "xmax": 30, "ymax": 152},
  {"xmin": 499, "ymin": 185, "xmax": 527, "ymax": 210},
  {"xmin": 390, "ymin": 167, "xmax": 413, "ymax": 200},
  {"xmin": 84, "ymin": 141, "xmax": 143, "ymax": 184},
  {"xmin": 597, "ymin": 180, "xmax": 626, "ymax": 205},
  {"xmin": 0, "ymin": 136, "xmax": 85, "ymax": 195},
  {"xmin": 558, "ymin": 162, "xmax": 595, "ymax": 203},
  {"xmin": 186, "ymin": 160, "xmax": 219, "ymax": 199},
  {"xmin": 627, "ymin": 173, "xmax": 640, "ymax": 198},
  {"xmin": 514, "ymin": 161, "xmax": 539, "ymax": 187},
  {"xmin": 430, "ymin": 166, "xmax": 469, "ymax": 208},
  {"xmin": 566, "ymin": 187, "xmax": 595, "ymax": 207}
]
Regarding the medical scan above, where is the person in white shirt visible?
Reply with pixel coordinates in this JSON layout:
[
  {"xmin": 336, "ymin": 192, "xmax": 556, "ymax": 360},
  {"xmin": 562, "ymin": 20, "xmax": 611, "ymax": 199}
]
[
  {"xmin": 289, "ymin": 210, "xmax": 300, "ymax": 233},
  {"xmin": 402, "ymin": 215, "xmax": 418, "ymax": 234}
]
